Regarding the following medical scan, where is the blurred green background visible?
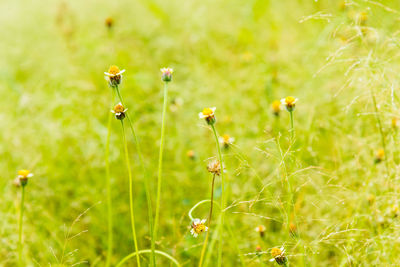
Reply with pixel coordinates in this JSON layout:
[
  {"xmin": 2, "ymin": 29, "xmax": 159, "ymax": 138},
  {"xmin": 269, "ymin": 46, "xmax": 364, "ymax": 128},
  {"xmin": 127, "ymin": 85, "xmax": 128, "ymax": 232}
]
[{"xmin": 2, "ymin": 0, "xmax": 400, "ymax": 266}]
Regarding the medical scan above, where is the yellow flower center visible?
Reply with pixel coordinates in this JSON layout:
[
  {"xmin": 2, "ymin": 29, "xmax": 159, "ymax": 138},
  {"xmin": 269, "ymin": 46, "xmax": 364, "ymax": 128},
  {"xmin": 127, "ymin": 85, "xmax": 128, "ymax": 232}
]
[
  {"xmin": 18, "ymin": 169, "xmax": 30, "ymax": 178},
  {"xmin": 376, "ymin": 149, "xmax": 385, "ymax": 159},
  {"xmin": 272, "ymin": 100, "xmax": 281, "ymax": 111},
  {"xmin": 271, "ymin": 247, "xmax": 283, "ymax": 258},
  {"xmin": 202, "ymin": 108, "xmax": 214, "ymax": 117},
  {"xmin": 223, "ymin": 134, "xmax": 230, "ymax": 142},
  {"xmin": 285, "ymin": 96, "xmax": 296, "ymax": 105},
  {"xmin": 193, "ymin": 224, "xmax": 206, "ymax": 234},
  {"xmin": 108, "ymin": 65, "xmax": 120, "ymax": 75},
  {"xmin": 114, "ymin": 104, "xmax": 125, "ymax": 113},
  {"xmin": 257, "ymin": 225, "xmax": 265, "ymax": 232}
]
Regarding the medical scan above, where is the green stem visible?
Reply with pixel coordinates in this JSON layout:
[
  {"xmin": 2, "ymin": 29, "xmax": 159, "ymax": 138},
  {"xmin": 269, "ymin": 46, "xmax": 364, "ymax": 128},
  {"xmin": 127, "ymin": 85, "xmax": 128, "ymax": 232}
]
[
  {"xmin": 198, "ymin": 174, "xmax": 216, "ymax": 267},
  {"xmin": 121, "ymin": 121, "xmax": 141, "ymax": 267},
  {"xmin": 289, "ymin": 111, "xmax": 294, "ymax": 141},
  {"xmin": 18, "ymin": 186, "xmax": 25, "ymax": 266},
  {"xmin": 370, "ymin": 88, "xmax": 390, "ymax": 177},
  {"xmin": 105, "ymin": 91, "xmax": 115, "ymax": 267},
  {"xmin": 115, "ymin": 86, "xmax": 155, "ymax": 266},
  {"xmin": 153, "ymin": 82, "xmax": 169, "ymax": 260},
  {"xmin": 116, "ymin": 249, "xmax": 181, "ymax": 267},
  {"xmin": 210, "ymin": 124, "xmax": 224, "ymax": 267}
]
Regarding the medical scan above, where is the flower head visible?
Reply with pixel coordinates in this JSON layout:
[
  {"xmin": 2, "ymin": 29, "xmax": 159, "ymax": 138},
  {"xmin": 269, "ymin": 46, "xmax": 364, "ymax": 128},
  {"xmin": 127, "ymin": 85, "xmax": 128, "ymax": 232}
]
[
  {"xmin": 269, "ymin": 247, "xmax": 287, "ymax": 265},
  {"xmin": 392, "ymin": 117, "xmax": 399, "ymax": 129},
  {"xmin": 255, "ymin": 224, "xmax": 266, "ymax": 237},
  {"xmin": 281, "ymin": 96, "xmax": 298, "ymax": 112},
  {"xmin": 190, "ymin": 218, "xmax": 208, "ymax": 238},
  {"xmin": 17, "ymin": 169, "xmax": 33, "ymax": 187},
  {"xmin": 374, "ymin": 148, "xmax": 385, "ymax": 164},
  {"xmin": 219, "ymin": 134, "xmax": 235, "ymax": 148},
  {"xmin": 104, "ymin": 65, "xmax": 126, "ymax": 87},
  {"xmin": 160, "ymin": 67, "xmax": 173, "ymax": 82},
  {"xmin": 187, "ymin": 150, "xmax": 196, "ymax": 160},
  {"xmin": 199, "ymin": 107, "xmax": 216, "ymax": 125},
  {"xmin": 207, "ymin": 160, "xmax": 221, "ymax": 176},
  {"xmin": 111, "ymin": 102, "xmax": 128, "ymax": 120},
  {"xmin": 105, "ymin": 17, "xmax": 113, "ymax": 28},
  {"xmin": 271, "ymin": 100, "xmax": 281, "ymax": 116}
]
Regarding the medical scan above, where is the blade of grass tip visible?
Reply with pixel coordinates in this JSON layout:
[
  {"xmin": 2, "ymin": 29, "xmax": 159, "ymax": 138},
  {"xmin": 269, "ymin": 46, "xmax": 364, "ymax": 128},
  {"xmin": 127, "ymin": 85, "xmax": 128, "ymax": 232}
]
[
  {"xmin": 105, "ymin": 91, "xmax": 115, "ymax": 267},
  {"xmin": 115, "ymin": 86, "xmax": 156, "ymax": 266},
  {"xmin": 154, "ymin": 81, "xmax": 169, "ymax": 263},
  {"xmin": 121, "ymin": 120, "xmax": 141, "ymax": 267}
]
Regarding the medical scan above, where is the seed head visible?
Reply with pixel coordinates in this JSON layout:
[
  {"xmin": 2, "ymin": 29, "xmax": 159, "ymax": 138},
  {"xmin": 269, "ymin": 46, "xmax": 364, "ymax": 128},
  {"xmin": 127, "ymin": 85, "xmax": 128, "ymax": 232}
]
[
  {"xmin": 207, "ymin": 160, "xmax": 221, "ymax": 176},
  {"xmin": 160, "ymin": 67, "xmax": 173, "ymax": 82},
  {"xmin": 199, "ymin": 107, "xmax": 216, "ymax": 125},
  {"xmin": 104, "ymin": 65, "xmax": 126, "ymax": 87},
  {"xmin": 111, "ymin": 102, "xmax": 127, "ymax": 120}
]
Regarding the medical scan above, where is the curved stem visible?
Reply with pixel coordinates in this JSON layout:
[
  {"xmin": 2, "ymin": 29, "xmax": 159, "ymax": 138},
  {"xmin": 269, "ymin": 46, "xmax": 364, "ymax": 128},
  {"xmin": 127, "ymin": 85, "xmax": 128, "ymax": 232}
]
[
  {"xmin": 121, "ymin": 121, "xmax": 141, "ymax": 267},
  {"xmin": 188, "ymin": 199, "xmax": 221, "ymax": 221},
  {"xmin": 210, "ymin": 124, "xmax": 224, "ymax": 267},
  {"xmin": 116, "ymin": 249, "xmax": 181, "ymax": 267},
  {"xmin": 198, "ymin": 174, "xmax": 216, "ymax": 267},
  {"xmin": 18, "ymin": 186, "xmax": 25, "ymax": 266},
  {"xmin": 105, "ymin": 91, "xmax": 115, "ymax": 267},
  {"xmin": 115, "ymin": 86, "xmax": 155, "ymax": 266},
  {"xmin": 153, "ymin": 82, "xmax": 169, "ymax": 260}
]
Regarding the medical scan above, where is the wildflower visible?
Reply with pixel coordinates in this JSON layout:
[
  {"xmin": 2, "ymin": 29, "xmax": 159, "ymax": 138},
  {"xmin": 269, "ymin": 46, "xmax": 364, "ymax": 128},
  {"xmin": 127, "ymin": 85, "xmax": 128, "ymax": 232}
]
[
  {"xmin": 367, "ymin": 194, "xmax": 375, "ymax": 205},
  {"xmin": 289, "ymin": 223, "xmax": 297, "ymax": 235},
  {"xmin": 356, "ymin": 11, "xmax": 368, "ymax": 25},
  {"xmin": 219, "ymin": 134, "xmax": 234, "ymax": 148},
  {"xmin": 186, "ymin": 150, "xmax": 196, "ymax": 160},
  {"xmin": 190, "ymin": 218, "xmax": 208, "ymax": 238},
  {"xmin": 255, "ymin": 225, "xmax": 266, "ymax": 237},
  {"xmin": 271, "ymin": 100, "xmax": 281, "ymax": 116},
  {"xmin": 281, "ymin": 96, "xmax": 298, "ymax": 112},
  {"xmin": 105, "ymin": 17, "xmax": 113, "ymax": 28},
  {"xmin": 207, "ymin": 160, "xmax": 221, "ymax": 176},
  {"xmin": 104, "ymin": 65, "xmax": 125, "ymax": 87},
  {"xmin": 374, "ymin": 148, "xmax": 385, "ymax": 164},
  {"xmin": 255, "ymin": 245, "xmax": 262, "ymax": 256},
  {"xmin": 269, "ymin": 247, "xmax": 288, "ymax": 265},
  {"xmin": 111, "ymin": 102, "xmax": 127, "ymax": 120},
  {"xmin": 392, "ymin": 117, "xmax": 399, "ymax": 129},
  {"xmin": 160, "ymin": 67, "xmax": 173, "ymax": 82},
  {"xmin": 392, "ymin": 204, "xmax": 399, "ymax": 217},
  {"xmin": 17, "ymin": 170, "xmax": 33, "ymax": 187},
  {"xmin": 199, "ymin": 107, "xmax": 216, "ymax": 125}
]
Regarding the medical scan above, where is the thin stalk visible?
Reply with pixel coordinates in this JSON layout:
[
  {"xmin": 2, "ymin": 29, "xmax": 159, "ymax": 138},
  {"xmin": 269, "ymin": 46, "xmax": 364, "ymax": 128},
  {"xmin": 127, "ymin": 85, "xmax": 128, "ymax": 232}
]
[
  {"xmin": 198, "ymin": 174, "xmax": 216, "ymax": 267},
  {"xmin": 121, "ymin": 121, "xmax": 141, "ymax": 267},
  {"xmin": 210, "ymin": 124, "xmax": 224, "ymax": 267},
  {"xmin": 153, "ymin": 82, "xmax": 169, "ymax": 257},
  {"xmin": 18, "ymin": 186, "xmax": 25, "ymax": 266},
  {"xmin": 105, "ymin": 91, "xmax": 115, "ymax": 267},
  {"xmin": 115, "ymin": 86, "xmax": 155, "ymax": 266},
  {"xmin": 370, "ymin": 88, "xmax": 390, "ymax": 177},
  {"xmin": 116, "ymin": 249, "xmax": 181, "ymax": 267},
  {"xmin": 289, "ymin": 111, "xmax": 294, "ymax": 141}
]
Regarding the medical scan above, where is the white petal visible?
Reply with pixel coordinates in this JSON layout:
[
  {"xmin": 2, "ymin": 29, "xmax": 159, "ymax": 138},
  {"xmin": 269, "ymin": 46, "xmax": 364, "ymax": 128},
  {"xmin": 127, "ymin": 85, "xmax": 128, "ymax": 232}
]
[
  {"xmin": 199, "ymin": 113, "xmax": 205, "ymax": 119},
  {"xmin": 119, "ymin": 69, "xmax": 126, "ymax": 74},
  {"xmin": 27, "ymin": 173, "xmax": 34, "ymax": 177},
  {"xmin": 201, "ymin": 219, "xmax": 206, "ymax": 224},
  {"xmin": 211, "ymin": 107, "xmax": 216, "ymax": 112},
  {"xmin": 269, "ymin": 258, "xmax": 275, "ymax": 262}
]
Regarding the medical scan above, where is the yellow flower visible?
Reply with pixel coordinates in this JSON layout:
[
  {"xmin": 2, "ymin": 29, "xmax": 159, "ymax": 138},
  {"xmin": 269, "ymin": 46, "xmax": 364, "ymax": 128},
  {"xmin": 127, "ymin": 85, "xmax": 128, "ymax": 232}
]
[
  {"xmin": 255, "ymin": 225, "xmax": 266, "ymax": 237},
  {"xmin": 281, "ymin": 96, "xmax": 298, "ymax": 112},
  {"xmin": 392, "ymin": 117, "xmax": 398, "ymax": 129},
  {"xmin": 104, "ymin": 65, "xmax": 125, "ymax": 87},
  {"xmin": 374, "ymin": 148, "xmax": 385, "ymax": 163},
  {"xmin": 17, "ymin": 169, "xmax": 33, "ymax": 187},
  {"xmin": 199, "ymin": 107, "xmax": 216, "ymax": 125},
  {"xmin": 160, "ymin": 67, "xmax": 173, "ymax": 82},
  {"xmin": 219, "ymin": 134, "xmax": 235, "ymax": 147},
  {"xmin": 271, "ymin": 100, "xmax": 281, "ymax": 116},
  {"xmin": 105, "ymin": 17, "xmax": 113, "ymax": 28},
  {"xmin": 190, "ymin": 218, "xmax": 208, "ymax": 238},
  {"xmin": 270, "ymin": 247, "xmax": 287, "ymax": 265},
  {"xmin": 111, "ymin": 102, "xmax": 128, "ymax": 120}
]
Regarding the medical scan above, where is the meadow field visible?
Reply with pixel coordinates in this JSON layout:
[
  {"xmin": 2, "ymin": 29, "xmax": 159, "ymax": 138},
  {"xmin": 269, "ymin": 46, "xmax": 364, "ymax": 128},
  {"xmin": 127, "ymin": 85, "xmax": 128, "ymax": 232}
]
[{"xmin": 2, "ymin": 0, "xmax": 400, "ymax": 266}]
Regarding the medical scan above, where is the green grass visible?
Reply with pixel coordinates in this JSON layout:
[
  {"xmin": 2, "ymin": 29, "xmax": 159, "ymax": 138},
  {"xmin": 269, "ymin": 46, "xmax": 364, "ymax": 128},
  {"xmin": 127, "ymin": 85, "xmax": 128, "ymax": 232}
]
[{"xmin": 2, "ymin": 0, "xmax": 400, "ymax": 266}]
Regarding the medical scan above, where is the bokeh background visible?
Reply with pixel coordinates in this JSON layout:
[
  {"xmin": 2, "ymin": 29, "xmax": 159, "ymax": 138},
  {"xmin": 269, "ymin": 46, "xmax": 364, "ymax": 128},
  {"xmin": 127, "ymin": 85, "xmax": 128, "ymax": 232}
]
[{"xmin": 2, "ymin": 0, "xmax": 400, "ymax": 266}]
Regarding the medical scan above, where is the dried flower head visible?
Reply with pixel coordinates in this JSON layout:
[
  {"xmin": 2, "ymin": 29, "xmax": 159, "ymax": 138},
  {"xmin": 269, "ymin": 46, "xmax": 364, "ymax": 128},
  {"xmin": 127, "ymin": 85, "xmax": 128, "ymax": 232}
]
[
  {"xmin": 111, "ymin": 102, "xmax": 128, "ymax": 120},
  {"xmin": 190, "ymin": 218, "xmax": 208, "ymax": 238},
  {"xmin": 105, "ymin": 17, "xmax": 113, "ymax": 28},
  {"xmin": 207, "ymin": 160, "xmax": 221, "ymax": 176},
  {"xmin": 271, "ymin": 100, "xmax": 281, "ymax": 116},
  {"xmin": 255, "ymin": 225, "xmax": 266, "ymax": 237},
  {"xmin": 374, "ymin": 148, "xmax": 385, "ymax": 164},
  {"xmin": 269, "ymin": 247, "xmax": 287, "ymax": 265},
  {"xmin": 160, "ymin": 67, "xmax": 173, "ymax": 82},
  {"xmin": 199, "ymin": 107, "xmax": 216, "ymax": 125},
  {"xmin": 281, "ymin": 96, "xmax": 298, "ymax": 112},
  {"xmin": 219, "ymin": 134, "xmax": 234, "ymax": 148},
  {"xmin": 104, "ymin": 65, "xmax": 126, "ymax": 87},
  {"xmin": 17, "ymin": 169, "xmax": 33, "ymax": 187}
]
